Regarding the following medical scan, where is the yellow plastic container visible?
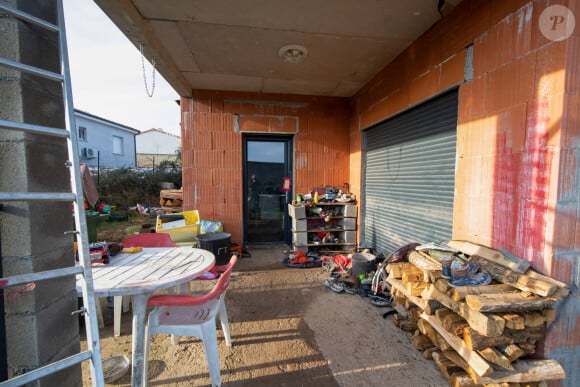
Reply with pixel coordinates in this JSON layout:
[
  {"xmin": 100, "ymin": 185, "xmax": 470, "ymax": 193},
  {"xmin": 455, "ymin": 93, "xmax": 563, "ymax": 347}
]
[{"xmin": 156, "ymin": 210, "xmax": 200, "ymax": 245}]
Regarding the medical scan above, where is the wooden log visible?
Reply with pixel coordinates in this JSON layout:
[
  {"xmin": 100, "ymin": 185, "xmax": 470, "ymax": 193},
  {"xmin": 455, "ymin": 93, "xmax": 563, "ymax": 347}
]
[
  {"xmin": 400, "ymin": 320, "xmax": 418, "ymax": 332},
  {"xmin": 409, "ymin": 306, "xmax": 422, "ymax": 322},
  {"xmin": 524, "ymin": 268, "xmax": 568, "ymax": 289},
  {"xmin": 442, "ymin": 348, "xmax": 471, "ymax": 372},
  {"xmin": 462, "ymin": 326, "xmax": 547, "ymax": 350},
  {"xmin": 502, "ymin": 314, "xmax": 526, "ymax": 330},
  {"xmin": 463, "ymin": 326, "xmax": 512, "ymax": 350},
  {"xmin": 418, "ymin": 319, "xmax": 451, "ymax": 351},
  {"xmin": 428, "ymin": 270, "xmax": 443, "ymax": 283},
  {"xmin": 471, "ymin": 359, "xmax": 565, "ymax": 384},
  {"xmin": 421, "ymin": 285, "xmax": 506, "ymax": 337},
  {"xmin": 435, "ymin": 278, "xmax": 451, "ymax": 293},
  {"xmin": 543, "ymin": 309, "xmax": 556, "ymax": 322},
  {"xmin": 442, "ymin": 313, "xmax": 470, "ymax": 336},
  {"xmin": 446, "ymin": 240, "xmax": 530, "ymax": 273},
  {"xmin": 160, "ymin": 189, "xmax": 184, "ymax": 200},
  {"xmin": 421, "ymin": 313, "xmax": 493, "ymax": 377},
  {"xmin": 392, "ymin": 313, "xmax": 403, "ymax": 327},
  {"xmin": 465, "ymin": 293, "xmax": 554, "ymax": 313},
  {"xmin": 422, "ymin": 347, "xmax": 440, "ymax": 360},
  {"xmin": 477, "ymin": 347, "xmax": 514, "ymax": 370},
  {"xmin": 441, "ymin": 349, "xmax": 499, "ymax": 386},
  {"xmin": 407, "ymin": 281, "xmax": 429, "ymax": 296},
  {"xmin": 435, "ymin": 308, "xmax": 455, "ymax": 321},
  {"xmin": 450, "ymin": 284, "xmax": 517, "ymax": 302},
  {"xmin": 409, "ymin": 250, "xmax": 442, "ymax": 271},
  {"xmin": 547, "ymin": 286, "xmax": 570, "ymax": 302},
  {"xmin": 449, "ymin": 373, "xmax": 486, "ymax": 387},
  {"xmin": 496, "ymin": 344, "xmax": 526, "ymax": 362},
  {"xmin": 517, "ymin": 342, "xmax": 537, "ymax": 355},
  {"xmin": 467, "ymin": 256, "xmax": 557, "ymax": 297},
  {"xmin": 386, "ymin": 275, "xmax": 429, "ymax": 310},
  {"xmin": 386, "ymin": 262, "xmax": 414, "ymax": 278},
  {"xmin": 412, "ymin": 334, "xmax": 435, "ymax": 351},
  {"xmin": 432, "ymin": 351, "xmax": 466, "ymax": 383},
  {"xmin": 402, "ymin": 267, "xmax": 425, "ymax": 285},
  {"xmin": 523, "ymin": 312, "xmax": 547, "ymax": 328}
]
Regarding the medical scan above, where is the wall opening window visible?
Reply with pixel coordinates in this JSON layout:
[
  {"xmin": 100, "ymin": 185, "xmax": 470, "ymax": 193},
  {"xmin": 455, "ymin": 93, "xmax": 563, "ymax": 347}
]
[
  {"xmin": 78, "ymin": 126, "xmax": 87, "ymax": 141},
  {"xmin": 113, "ymin": 136, "xmax": 124, "ymax": 155}
]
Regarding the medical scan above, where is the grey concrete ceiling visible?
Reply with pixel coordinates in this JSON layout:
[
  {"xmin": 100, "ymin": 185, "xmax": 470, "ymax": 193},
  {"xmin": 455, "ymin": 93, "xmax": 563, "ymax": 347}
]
[{"xmin": 95, "ymin": 0, "xmax": 461, "ymax": 97}]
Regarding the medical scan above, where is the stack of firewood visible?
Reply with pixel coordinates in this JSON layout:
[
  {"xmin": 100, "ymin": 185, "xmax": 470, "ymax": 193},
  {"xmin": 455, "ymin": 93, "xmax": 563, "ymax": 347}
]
[
  {"xmin": 159, "ymin": 189, "xmax": 183, "ymax": 213},
  {"xmin": 385, "ymin": 240, "xmax": 568, "ymax": 386}
]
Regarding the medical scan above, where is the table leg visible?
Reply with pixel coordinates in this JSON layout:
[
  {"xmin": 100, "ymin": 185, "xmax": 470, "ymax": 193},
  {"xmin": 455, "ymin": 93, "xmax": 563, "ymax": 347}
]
[{"xmin": 131, "ymin": 293, "xmax": 150, "ymax": 387}]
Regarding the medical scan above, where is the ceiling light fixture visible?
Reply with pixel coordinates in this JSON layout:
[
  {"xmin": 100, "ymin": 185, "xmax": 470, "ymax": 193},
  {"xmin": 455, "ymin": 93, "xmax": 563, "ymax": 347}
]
[{"xmin": 278, "ymin": 44, "xmax": 308, "ymax": 63}]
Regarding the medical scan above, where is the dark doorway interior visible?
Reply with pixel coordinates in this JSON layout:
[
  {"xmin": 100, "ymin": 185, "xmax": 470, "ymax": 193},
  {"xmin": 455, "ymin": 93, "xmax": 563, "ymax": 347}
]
[{"xmin": 243, "ymin": 135, "xmax": 293, "ymax": 245}]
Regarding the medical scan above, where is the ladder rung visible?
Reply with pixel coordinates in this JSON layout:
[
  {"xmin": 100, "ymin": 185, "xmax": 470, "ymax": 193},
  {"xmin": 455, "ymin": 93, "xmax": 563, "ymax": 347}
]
[
  {"xmin": 0, "ymin": 192, "xmax": 77, "ymax": 202},
  {"xmin": 0, "ymin": 57, "xmax": 63, "ymax": 82},
  {"xmin": 0, "ymin": 119, "xmax": 69, "ymax": 138},
  {"xmin": 0, "ymin": 350, "xmax": 93, "ymax": 387},
  {"xmin": 0, "ymin": 266, "xmax": 84, "ymax": 289},
  {"xmin": 0, "ymin": 4, "xmax": 59, "ymax": 32}
]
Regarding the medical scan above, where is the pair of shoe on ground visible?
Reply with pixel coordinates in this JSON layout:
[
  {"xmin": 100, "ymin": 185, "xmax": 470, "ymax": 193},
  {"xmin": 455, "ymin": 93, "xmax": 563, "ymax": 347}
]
[{"xmin": 441, "ymin": 258, "xmax": 492, "ymax": 287}]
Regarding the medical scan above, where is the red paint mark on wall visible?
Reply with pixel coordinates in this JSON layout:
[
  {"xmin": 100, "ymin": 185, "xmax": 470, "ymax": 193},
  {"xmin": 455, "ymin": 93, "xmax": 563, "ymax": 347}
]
[{"xmin": 514, "ymin": 99, "xmax": 551, "ymax": 269}]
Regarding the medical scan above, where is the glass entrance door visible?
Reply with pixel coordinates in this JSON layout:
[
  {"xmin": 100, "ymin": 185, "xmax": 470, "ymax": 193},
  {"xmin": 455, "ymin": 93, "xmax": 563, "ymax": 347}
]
[{"xmin": 243, "ymin": 136, "xmax": 292, "ymax": 245}]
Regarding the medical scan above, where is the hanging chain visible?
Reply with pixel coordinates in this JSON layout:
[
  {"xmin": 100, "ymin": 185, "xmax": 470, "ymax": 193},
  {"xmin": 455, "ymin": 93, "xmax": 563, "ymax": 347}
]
[{"xmin": 140, "ymin": 42, "xmax": 156, "ymax": 97}]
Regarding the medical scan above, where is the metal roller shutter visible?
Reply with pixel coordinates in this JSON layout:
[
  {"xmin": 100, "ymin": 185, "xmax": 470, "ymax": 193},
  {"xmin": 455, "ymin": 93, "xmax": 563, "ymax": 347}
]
[{"xmin": 361, "ymin": 89, "xmax": 458, "ymax": 255}]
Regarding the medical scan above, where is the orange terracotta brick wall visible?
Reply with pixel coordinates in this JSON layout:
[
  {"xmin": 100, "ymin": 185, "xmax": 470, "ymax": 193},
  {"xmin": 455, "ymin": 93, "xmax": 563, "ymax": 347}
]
[
  {"xmin": 181, "ymin": 91, "xmax": 350, "ymax": 244},
  {"xmin": 351, "ymin": 0, "xmax": 580, "ymax": 377}
]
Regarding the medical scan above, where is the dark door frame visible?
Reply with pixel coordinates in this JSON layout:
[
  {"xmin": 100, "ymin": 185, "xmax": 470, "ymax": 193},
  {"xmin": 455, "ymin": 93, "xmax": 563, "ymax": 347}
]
[{"xmin": 242, "ymin": 134, "xmax": 294, "ymax": 246}]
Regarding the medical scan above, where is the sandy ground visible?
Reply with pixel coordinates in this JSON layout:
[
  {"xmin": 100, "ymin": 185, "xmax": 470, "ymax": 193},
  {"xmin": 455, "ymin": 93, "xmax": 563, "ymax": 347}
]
[{"xmin": 81, "ymin": 245, "xmax": 447, "ymax": 386}]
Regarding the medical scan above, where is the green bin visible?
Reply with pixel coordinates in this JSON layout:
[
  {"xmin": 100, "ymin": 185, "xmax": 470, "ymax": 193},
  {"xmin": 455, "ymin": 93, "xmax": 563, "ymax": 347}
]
[{"xmin": 86, "ymin": 212, "xmax": 106, "ymax": 243}]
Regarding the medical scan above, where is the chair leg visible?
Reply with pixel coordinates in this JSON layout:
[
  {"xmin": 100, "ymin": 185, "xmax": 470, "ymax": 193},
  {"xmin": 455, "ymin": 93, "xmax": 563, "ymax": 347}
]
[
  {"xmin": 218, "ymin": 302, "xmax": 231, "ymax": 347},
  {"xmin": 200, "ymin": 322, "xmax": 221, "ymax": 387},
  {"xmin": 143, "ymin": 323, "xmax": 152, "ymax": 387},
  {"xmin": 114, "ymin": 296, "xmax": 123, "ymax": 337},
  {"xmin": 167, "ymin": 287, "xmax": 181, "ymax": 344},
  {"xmin": 122, "ymin": 295, "xmax": 131, "ymax": 312}
]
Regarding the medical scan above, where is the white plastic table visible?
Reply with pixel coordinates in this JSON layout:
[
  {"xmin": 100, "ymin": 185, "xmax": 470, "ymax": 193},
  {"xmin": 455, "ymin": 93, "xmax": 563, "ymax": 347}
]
[{"xmin": 80, "ymin": 247, "xmax": 215, "ymax": 387}]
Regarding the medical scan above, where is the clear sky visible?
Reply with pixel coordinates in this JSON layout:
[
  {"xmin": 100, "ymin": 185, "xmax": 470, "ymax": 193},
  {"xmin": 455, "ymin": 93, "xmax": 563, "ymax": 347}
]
[{"xmin": 63, "ymin": 0, "xmax": 181, "ymax": 135}]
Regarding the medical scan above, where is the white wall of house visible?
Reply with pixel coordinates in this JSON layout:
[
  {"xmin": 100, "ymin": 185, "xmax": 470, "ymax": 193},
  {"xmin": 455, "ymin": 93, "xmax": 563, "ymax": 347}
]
[
  {"xmin": 136, "ymin": 129, "xmax": 181, "ymax": 168},
  {"xmin": 136, "ymin": 129, "xmax": 181, "ymax": 154},
  {"xmin": 75, "ymin": 109, "xmax": 139, "ymax": 168}
]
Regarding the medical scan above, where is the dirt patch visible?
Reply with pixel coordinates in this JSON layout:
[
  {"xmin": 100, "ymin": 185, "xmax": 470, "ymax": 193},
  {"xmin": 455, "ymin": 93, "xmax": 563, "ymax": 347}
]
[{"xmin": 82, "ymin": 246, "xmax": 447, "ymax": 386}]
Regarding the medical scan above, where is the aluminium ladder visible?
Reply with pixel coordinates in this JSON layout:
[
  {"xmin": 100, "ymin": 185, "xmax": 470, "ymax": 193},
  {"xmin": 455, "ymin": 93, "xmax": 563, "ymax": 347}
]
[{"xmin": 0, "ymin": 1, "xmax": 104, "ymax": 386}]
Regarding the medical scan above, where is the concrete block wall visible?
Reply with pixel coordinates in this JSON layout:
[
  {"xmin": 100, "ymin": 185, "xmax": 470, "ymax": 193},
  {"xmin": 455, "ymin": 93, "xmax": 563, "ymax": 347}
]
[
  {"xmin": 181, "ymin": 91, "xmax": 350, "ymax": 243},
  {"xmin": 0, "ymin": 1, "xmax": 82, "ymax": 385},
  {"xmin": 350, "ymin": 0, "xmax": 580, "ymax": 384}
]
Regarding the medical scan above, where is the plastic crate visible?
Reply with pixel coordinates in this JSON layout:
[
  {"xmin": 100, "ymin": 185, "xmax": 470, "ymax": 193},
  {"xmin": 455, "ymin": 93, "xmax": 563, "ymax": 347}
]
[{"xmin": 155, "ymin": 210, "xmax": 200, "ymax": 245}]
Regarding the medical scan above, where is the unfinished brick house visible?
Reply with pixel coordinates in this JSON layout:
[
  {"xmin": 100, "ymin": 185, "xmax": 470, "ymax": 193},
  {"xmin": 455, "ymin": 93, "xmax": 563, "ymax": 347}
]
[
  {"xmin": 92, "ymin": 1, "xmax": 580, "ymax": 383},
  {"xmin": 3, "ymin": 0, "xmax": 576, "ymax": 385}
]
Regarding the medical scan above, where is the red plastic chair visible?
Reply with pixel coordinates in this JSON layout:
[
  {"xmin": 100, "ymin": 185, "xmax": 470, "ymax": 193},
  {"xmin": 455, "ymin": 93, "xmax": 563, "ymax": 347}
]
[
  {"xmin": 122, "ymin": 232, "xmax": 179, "ymax": 247},
  {"xmin": 143, "ymin": 255, "xmax": 238, "ymax": 387},
  {"xmin": 105, "ymin": 233, "xmax": 180, "ymax": 337}
]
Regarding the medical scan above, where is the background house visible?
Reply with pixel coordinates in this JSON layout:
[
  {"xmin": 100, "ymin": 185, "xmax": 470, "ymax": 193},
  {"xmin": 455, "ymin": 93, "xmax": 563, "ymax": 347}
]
[
  {"xmin": 75, "ymin": 109, "xmax": 139, "ymax": 169},
  {"xmin": 136, "ymin": 128, "xmax": 181, "ymax": 168}
]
